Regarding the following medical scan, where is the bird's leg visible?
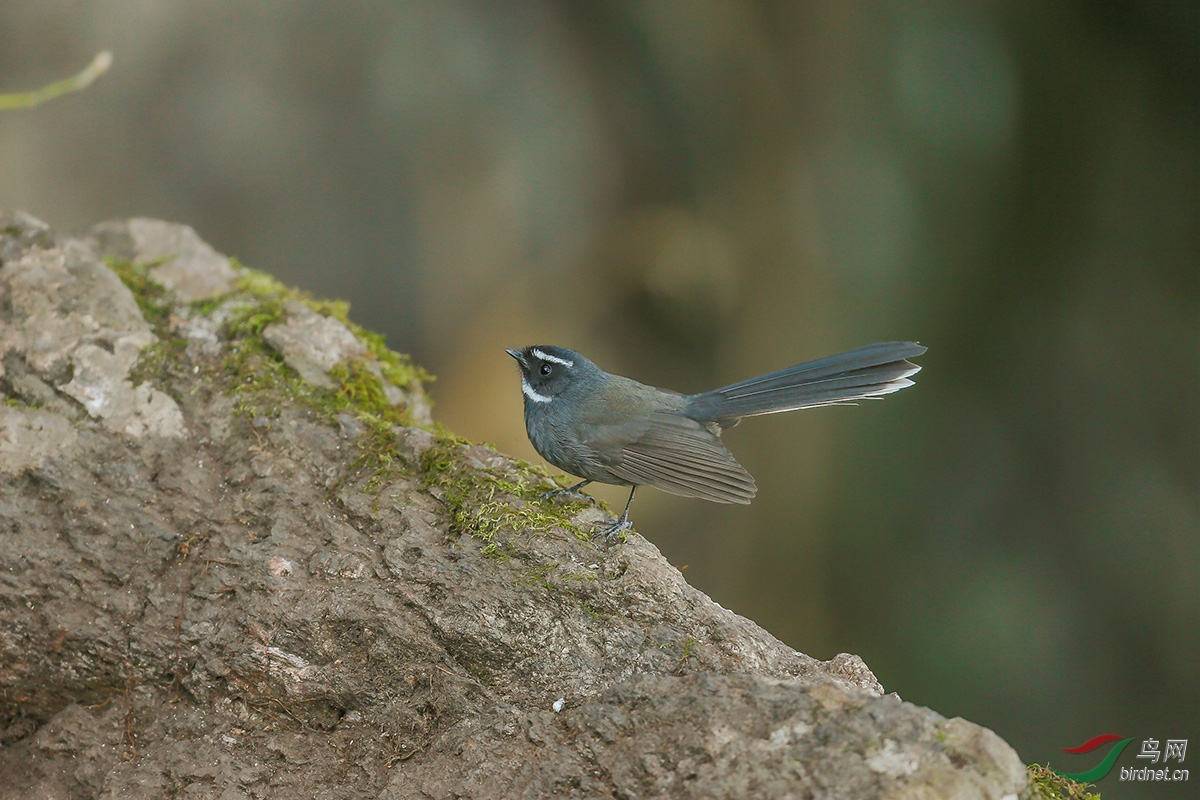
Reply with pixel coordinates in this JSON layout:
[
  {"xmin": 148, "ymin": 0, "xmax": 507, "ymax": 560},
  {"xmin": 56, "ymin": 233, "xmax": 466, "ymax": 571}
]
[
  {"xmin": 599, "ymin": 486, "xmax": 636, "ymax": 537},
  {"xmin": 545, "ymin": 478, "xmax": 593, "ymax": 500}
]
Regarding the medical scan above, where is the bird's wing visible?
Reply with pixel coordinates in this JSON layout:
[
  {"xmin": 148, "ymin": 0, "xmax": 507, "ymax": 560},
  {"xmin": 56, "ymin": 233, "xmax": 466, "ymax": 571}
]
[{"xmin": 589, "ymin": 412, "xmax": 757, "ymax": 504}]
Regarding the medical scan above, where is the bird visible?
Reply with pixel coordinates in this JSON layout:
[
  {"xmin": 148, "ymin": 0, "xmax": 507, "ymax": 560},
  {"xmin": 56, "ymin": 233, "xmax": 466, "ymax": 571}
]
[{"xmin": 507, "ymin": 342, "xmax": 925, "ymax": 536}]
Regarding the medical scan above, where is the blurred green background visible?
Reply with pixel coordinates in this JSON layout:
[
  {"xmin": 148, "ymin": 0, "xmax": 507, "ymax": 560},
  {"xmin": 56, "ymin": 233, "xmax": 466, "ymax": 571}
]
[{"xmin": 2, "ymin": 1, "xmax": 1196, "ymax": 790}]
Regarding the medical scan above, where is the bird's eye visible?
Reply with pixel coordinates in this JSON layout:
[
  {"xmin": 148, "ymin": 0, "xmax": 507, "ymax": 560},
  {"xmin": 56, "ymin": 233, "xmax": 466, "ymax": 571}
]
[{"xmin": 539, "ymin": 363, "xmax": 552, "ymax": 376}]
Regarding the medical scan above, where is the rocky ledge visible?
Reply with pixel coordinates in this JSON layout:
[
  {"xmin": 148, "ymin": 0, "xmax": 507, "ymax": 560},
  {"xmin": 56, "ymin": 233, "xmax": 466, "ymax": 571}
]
[{"xmin": 0, "ymin": 212, "xmax": 1054, "ymax": 799}]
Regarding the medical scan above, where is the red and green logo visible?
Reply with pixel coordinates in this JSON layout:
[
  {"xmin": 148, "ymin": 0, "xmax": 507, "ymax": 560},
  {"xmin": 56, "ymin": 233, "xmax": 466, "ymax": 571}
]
[{"xmin": 1055, "ymin": 734, "xmax": 1135, "ymax": 782}]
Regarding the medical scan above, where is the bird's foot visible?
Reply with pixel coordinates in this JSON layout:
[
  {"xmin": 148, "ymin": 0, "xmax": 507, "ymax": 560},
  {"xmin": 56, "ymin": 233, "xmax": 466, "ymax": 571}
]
[{"xmin": 597, "ymin": 514, "xmax": 632, "ymax": 538}]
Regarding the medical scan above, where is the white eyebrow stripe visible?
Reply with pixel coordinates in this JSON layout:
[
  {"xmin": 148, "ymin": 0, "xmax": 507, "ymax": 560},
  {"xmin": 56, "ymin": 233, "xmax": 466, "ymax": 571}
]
[
  {"xmin": 532, "ymin": 348, "xmax": 574, "ymax": 367},
  {"xmin": 521, "ymin": 377, "xmax": 552, "ymax": 404}
]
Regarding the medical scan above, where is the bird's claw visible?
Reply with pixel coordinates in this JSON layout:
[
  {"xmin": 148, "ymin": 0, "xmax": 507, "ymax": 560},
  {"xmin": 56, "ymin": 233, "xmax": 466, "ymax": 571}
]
[{"xmin": 597, "ymin": 515, "xmax": 632, "ymax": 538}]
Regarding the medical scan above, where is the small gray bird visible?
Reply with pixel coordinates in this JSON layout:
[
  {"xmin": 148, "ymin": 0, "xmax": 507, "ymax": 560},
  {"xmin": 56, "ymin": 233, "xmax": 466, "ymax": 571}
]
[{"xmin": 507, "ymin": 342, "xmax": 925, "ymax": 536}]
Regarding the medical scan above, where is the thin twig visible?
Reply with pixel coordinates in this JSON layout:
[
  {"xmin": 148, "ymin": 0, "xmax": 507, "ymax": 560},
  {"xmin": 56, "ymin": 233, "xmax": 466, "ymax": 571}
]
[{"xmin": 0, "ymin": 51, "xmax": 113, "ymax": 110}]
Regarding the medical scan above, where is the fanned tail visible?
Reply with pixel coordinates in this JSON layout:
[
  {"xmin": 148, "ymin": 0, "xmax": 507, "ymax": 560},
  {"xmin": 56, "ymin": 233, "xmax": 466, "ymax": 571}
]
[{"xmin": 686, "ymin": 342, "xmax": 925, "ymax": 424}]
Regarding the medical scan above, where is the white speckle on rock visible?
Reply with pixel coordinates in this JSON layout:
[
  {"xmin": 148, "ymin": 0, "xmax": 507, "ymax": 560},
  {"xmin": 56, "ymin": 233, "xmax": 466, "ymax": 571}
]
[
  {"xmin": 552, "ymin": 698, "xmax": 565, "ymax": 713},
  {"xmin": 767, "ymin": 719, "xmax": 812, "ymax": 746},
  {"xmin": 61, "ymin": 341, "xmax": 187, "ymax": 439},
  {"xmin": 257, "ymin": 646, "xmax": 313, "ymax": 682},
  {"xmin": 267, "ymin": 557, "xmax": 294, "ymax": 576},
  {"xmin": 866, "ymin": 739, "xmax": 920, "ymax": 776}
]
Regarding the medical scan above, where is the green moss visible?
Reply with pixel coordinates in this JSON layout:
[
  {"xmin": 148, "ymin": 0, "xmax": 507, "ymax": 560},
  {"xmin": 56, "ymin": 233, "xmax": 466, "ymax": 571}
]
[
  {"xmin": 106, "ymin": 257, "xmax": 193, "ymax": 395},
  {"xmin": 102, "ymin": 252, "xmax": 445, "ymax": 501},
  {"xmin": 187, "ymin": 293, "xmax": 227, "ymax": 317},
  {"xmin": 127, "ymin": 336, "xmax": 188, "ymax": 388},
  {"xmin": 1027, "ymin": 764, "xmax": 1101, "ymax": 800},
  {"xmin": 417, "ymin": 437, "xmax": 591, "ymax": 545},
  {"xmin": 212, "ymin": 265, "xmax": 432, "ymax": 455},
  {"xmin": 679, "ymin": 637, "xmax": 697, "ymax": 661},
  {"xmin": 203, "ymin": 265, "xmax": 434, "ymax": 482},
  {"xmin": 222, "ymin": 335, "xmax": 310, "ymax": 420},
  {"xmin": 106, "ymin": 257, "xmax": 174, "ymax": 333},
  {"xmin": 329, "ymin": 359, "xmax": 408, "ymax": 424},
  {"xmin": 107, "ymin": 253, "xmax": 595, "ymax": 565},
  {"xmin": 215, "ymin": 269, "xmax": 310, "ymax": 419},
  {"xmin": 4, "ymin": 396, "xmax": 38, "ymax": 410},
  {"xmin": 220, "ymin": 266, "xmax": 426, "ymax": 383},
  {"xmin": 263, "ymin": 284, "xmax": 431, "ymax": 392},
  {"xmin": 348, "ymin": 325, "xmax": 431, "ymax": 392},
  {"xmin": 525, "ymin": 563, "xmax": 556, "ymax": 590},
  {"xmin": 229, "ymin": 262, "xmax": 289, "ymax": 302},
  {"xmin": 513, "ymin": 561, "xmax": 607, "ymax": 621},
  {"xmin": 223, "ymin": 273, "xmax": 289, "ymax": 339},
  {"xmin": 560, "ymin": 569, "xmax": 598, "ymax": 583}
]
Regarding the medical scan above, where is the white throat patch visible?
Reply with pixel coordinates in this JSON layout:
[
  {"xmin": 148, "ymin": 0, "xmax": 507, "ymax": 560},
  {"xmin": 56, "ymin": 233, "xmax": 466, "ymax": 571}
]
[
  {"xmin": 532, "ymin": 348, "xmax": 574, "ymax": 368},
  {"xmin": 521, "ymin": 376, "xmax": 552, "ymax": 404}
]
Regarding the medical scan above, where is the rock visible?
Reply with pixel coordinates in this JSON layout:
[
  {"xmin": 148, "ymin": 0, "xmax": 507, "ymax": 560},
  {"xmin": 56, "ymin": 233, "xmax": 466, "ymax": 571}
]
[
  {"xmin": 60, "ymin": 342, "xmax": 188, "ymax": 439},
  {"xmin": 0, "ymin": 227, "xmax": 186, "ymax": 439},
  {"xmin": 0, "ymin": 212, "xmax": 1033, "ymax": 799},
  {"xmin": 88, "ymin": 218, "xmax": 238, "ymax": 302},
  {"xmin": 262, "ymin": 301, "xmax": 370, "ymax": 388},
  {"xmin": 0, "ymin": 406, "xmax": 78, "ymax": 475},
  {"xmin": 384, "ymin": 675, "xmax": 1030, "ymax": 800},
  {"xmin": 260, "ymin": 302, "xmax": 431, "ymax": 424}
]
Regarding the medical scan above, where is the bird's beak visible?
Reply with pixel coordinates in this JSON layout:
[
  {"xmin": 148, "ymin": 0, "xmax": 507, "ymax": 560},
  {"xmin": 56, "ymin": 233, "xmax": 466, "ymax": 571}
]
[{"xmin": 505, "ymin": 348, "xmax": 527, "ymax": 369}]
